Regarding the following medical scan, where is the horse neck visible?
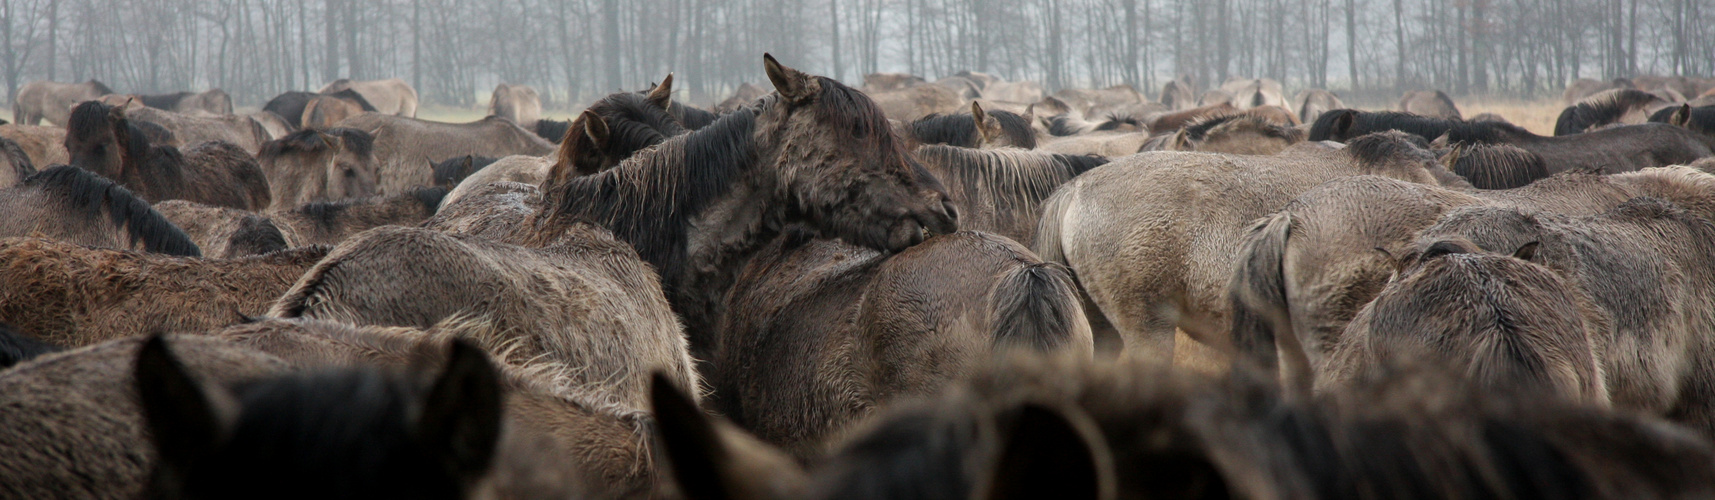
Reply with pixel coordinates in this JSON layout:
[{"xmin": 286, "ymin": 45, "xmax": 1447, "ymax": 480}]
[{"xmin": 121, "ymin": 146, "xmax": 185, "ymax": 201}]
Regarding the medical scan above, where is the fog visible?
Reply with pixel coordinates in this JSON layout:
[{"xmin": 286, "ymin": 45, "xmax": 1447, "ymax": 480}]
[{"xmin": 2, "ymin": 0, "xmax": 1711, "ymax": 108}]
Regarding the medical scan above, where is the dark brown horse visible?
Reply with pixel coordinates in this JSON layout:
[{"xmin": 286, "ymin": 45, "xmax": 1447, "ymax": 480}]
[
  {"xmin": 64, "ymin": 101, "xmax": 271, "ymax": 210},
  {"xmin": 1434, "ymin": 121, "xmax": 1715, "ymax": 175}
]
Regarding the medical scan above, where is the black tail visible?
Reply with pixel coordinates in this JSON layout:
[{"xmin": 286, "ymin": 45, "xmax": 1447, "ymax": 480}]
[{"xmin": 990, "ymin": 262, "xmax": 1089, "ymax": 352}]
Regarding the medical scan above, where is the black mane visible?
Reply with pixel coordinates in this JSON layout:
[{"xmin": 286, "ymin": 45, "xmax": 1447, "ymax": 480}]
[
  {"xmin": 20, "ymin": 166, "xmax": 201, "ymax": 256},
  {"xmin": 325, "ymin": 89, "xmax": 378, "ymax": 112},
  {"xmin": 138, "ymin": 92, "xmax": 192, "ymax": 110},
  {"xmin": 594, "ymin": 92, "xmax": 689, "ymax": 153},
  {"xmin": 668, "ymin": 102, "xmax": 721, "ymax": 130},
  {"xmin": 0, "ymin": 136, "xmax": 36, "ymax": 178},
  {"xmin": 1179, "ymin": 114, "xmax": 1297, "ymax": 142},
  {"xmin": 432, "ymin": 155, "xmax": 500, "ymax": 188},
  {"xmin": 1440, "ymin": 121, "xmax": 1535, "ymax": 145},
  {"xmin": 1308, "ymin": 109, "xmax": 1464, "ymax": 143}
]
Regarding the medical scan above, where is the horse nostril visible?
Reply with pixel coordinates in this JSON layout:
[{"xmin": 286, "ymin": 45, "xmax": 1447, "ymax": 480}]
[{"xmin": 940, "ymin": 200, "xmax": 959, "ymax": 224}]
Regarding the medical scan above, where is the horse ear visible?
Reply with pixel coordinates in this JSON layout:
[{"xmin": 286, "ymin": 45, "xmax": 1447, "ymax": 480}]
[
  {"xmin": 1373, "ymin": 246, "xmax": 1407, "ymax": 276},
  {"xmin": 972, "ymin": 101, "xmax": 997, "ymax": 144},
  {"xmin": 1670, "ymin": 104, "xmax": 1692, "ymax": 128},
  {"xmin": 582, "ymin": 110, "xmax": 610, "ymax": 150},
  {"xmin": 647, "ymin": 73, "xmax": 675, "ymax": 109},
  {"xmin": 1512, "ymin": 241, "xmax": 1541, "ymax": 261},
  {"xmin": 652, "ymin": 371, "xmax": 744, "ymax": 500},
  {"xmin": 983, "ymin": 403, "xmax": 1115, "ymax": 500},
  {"xmin": 135, "ymin": 335, "xmax": 236, "ymax": 481},
  {"xmin": 1440, "ymin": 143, "xmax": 1464, "ymax": 170},
  {"xmin": 763, "ymin": 53, "xmax": 817, "ymax": 104},
  {"xmin": 1333, "ymin": 109, "xmax": 1356, "ymax": 137},
  {"xmin": 416, "ymin": 339, "xmax": 505, "ymax": 483}
]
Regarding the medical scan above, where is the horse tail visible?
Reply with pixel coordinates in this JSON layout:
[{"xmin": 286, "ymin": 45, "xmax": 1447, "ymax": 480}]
[
  {"xmin": 990, "ymin": 262, "xmax": 1089, "ymax": 353},
  {"xmin": 1229, "ymin": 211, "xmax": 1312, "ymax": 399}
]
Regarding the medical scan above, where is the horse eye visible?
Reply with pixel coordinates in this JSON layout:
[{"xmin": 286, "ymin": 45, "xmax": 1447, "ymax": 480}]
[{"xmin": 344, "ymin": 169, "xmax": 357, "ymax": 177}]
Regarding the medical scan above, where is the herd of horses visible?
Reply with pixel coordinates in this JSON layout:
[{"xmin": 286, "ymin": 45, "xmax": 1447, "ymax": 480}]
[{"xmin": 3, "ymin": 54, "xmax": 1715, "ymax": 499}]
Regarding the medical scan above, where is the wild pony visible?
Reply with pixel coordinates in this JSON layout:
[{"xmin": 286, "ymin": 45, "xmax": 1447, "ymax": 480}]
[
  {"xmin": 1308, "ymin": 109, "xmax": 1465, "ymax": 143},
  {"xmin": 1218, "ymin": 77, "xmax": 1287, "ymax": 109},
  {"xmin": 1160, "ymin": 78, "xmax": 1198, "ymax": 110},
  {"xmin": 1158, "ymin": 114, "xmax": 1305, "ymax": 155},
  {"xmin": 1227, "ymin": 167, "xmax": 1715, "ymax": 405},
  {"xmin": 1651, "ymin": 104, "xmax": 1715, "ymax": 138},
  {"xmin": 0, "ymin": 166, "xmax": 200, "ymax": 255},
  {"xmin": 1035, "ymin": 132, "xmax": 1469, "ymax": 357},
  {"xmin": 154, "ymin": 200, "xmax": 290, "ymax": 258},
  {"xmin": 1141, "ymin": 102, "xmax": 1237, "ymax": 132},
  {"xmin": 332, "ymin": 113, "xmax": 554, "ymax": 194},
  {"xmin": 265, "ymin": 187, "xmax": 449, "ymax": 247},
  {"xmin": 319, "ymin": 78, "xmax": 419, "ymax": 116},
  {"xmin": 0, "ymin": 322, "xmax": 59, "ymax": 369},
  {"xmin": 0, "ymin": 123, "xmax": 71, "ymax": 167},
  {"xmin": 489, "ymin": 83, "xmax": 542, "ymax": 130},
  {"xmin": 432, "ymin": 154, "xmax": 500, "ymax": 188},
  {"xmin": 278, "ymin": 55, "xmax": 958, "ymax": 401},
  {"xmin": 12, "ymin": 79, "xmax": 113, "ymax": 126},
  {"xmin": 1443, "ymin": 142, "xmax": 1551, "ymax": 189},
  {"xmin": 1555, "ymin": 88, "xmax": 1671, "ymax": 136},
  {"xmin": 64, "ymin": 101, "xmax": 271, "ymax": 210},
  {"xmin": 300, "ymin": 94, "xmax": 370, "ymax": 130},
  {"xmin": 124, "ymin": 105, "xmax": 271, "ymax": 153},
  {"xmin": 263, "ymin": 90, "xmax": 375, "ymax": 129},
  {"xmin": 1291, "ymin": 89, "xmax": 1345, "ymax": 124},
  {"xmin": 136, "ymin": 89, "xmax": 234, "ymax": 116},
  {"xmin": 0, "ymin": 237, "xmax": 328, "ymax": 347},
  {"xmin": 709, "ymin": 230, "xmax": 1093, "ymax": 457},
  {"xmin": 1405, "ymin": 199, "xmax": 1715, "ymax": 438},
  {"xmin": 907, "ymin": 102, "xmax": 1037, "ymax": 149},
  {"xmin": 256, "ymin": 127, "xmax": 380, "ymax": 210},
  {"xmin": 0, "ymin": 135, "xmax": 36, "ymax": 189},
  {"xmin": 1397, "ymin": 90, "xmax": 1463, "ymax": 119},
  {"xmin": 1434, "ymin": 120, "xmax": 1714, "ymax": 174}
]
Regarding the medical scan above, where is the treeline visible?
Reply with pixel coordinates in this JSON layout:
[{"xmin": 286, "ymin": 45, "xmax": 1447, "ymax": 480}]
[{"xmin": 2, "ymin": 0, "xmax": 1711, "ymax": 109}]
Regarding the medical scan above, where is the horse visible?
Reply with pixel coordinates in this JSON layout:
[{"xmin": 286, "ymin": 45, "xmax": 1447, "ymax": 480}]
[
  {"xmin": 1035, "ymin": 132, "xmax": 1468, "ymax": 357},
  {"xmin": 154, "ymin": 200, "xmax": 290, "ymax": 258},
  {"xmin": 124, "ymin": 106, "xmax": 270, "ymax": 153},
  {"xmin": 1444, "ymin": 142, "xmax": 1551, "ymax": 189},
  {"xmin": 263, "ymin": 90, "xmax": 376, "ymax": 129},
  {"xmin": 1397, "ymin": 90, "xmax": 1463, "ymax": 119},
  {"xmin": 1555, "ymin": 89, "xmax": 1672, "ymax": 136},
  {"xmin": 1651, "ymin": 104, "xmax": 1715, "ymax": 138},
  {"xmin": 1141, "ymin": 102, "xmax": 1237, "ymax": 132},
  {"xmin": 1408, "ymin": 199, "xmax": 1715, "ymax": 438},
  {"xmin": 1159, "ymin": 114, "xmax": 1305, "ymax": 155},
  {"xmin": 1563, "ymin": 77, "xmax": 1634, "ymax": 104},
  {"xmin": 135, "ymin": 89, "xmax": 234, "ymax": 116},
  {"xmin": 1219, "ymin": 78, "xmax": 1288, "ymax": 109},
  {"xmin": 1160, "ymin": 78, "xmax": 1198, "ymax": 110},
  {"xmin": 268, "ymin": 187, "xmax": 449, "ymax": 247},
  {"xmin": 0, "ymin": 124, "xmax": 70, "ymax": 167},
  {"xmin": 1228, "ymin": 167, "xmax": 1715, "ymax": 400},
  {"xmin": 1434, "ymin": 120, "xmax": 1714, "ymax": 175},
  {"xmin": 1290, "ymin": 89, "xmax": 1345, "ymax": 124},
  {"xmin": 331, "ymin": 113, "xmax": 553, "ymax": 194},
  {"xmin": 1316, "ymin": 240, "xmax": 1610, "ymax": 404},
  {"xmin": 64, "ymin": 101, "xmax": 271, "ymax": 210},
  {"xmin": 489, "ymin": 83, "xmax": 542, "ymax": 130},
  {"xmin": 432, "ymin": 154, "xmax": 500, "ymax": 188},
  {"xmin": 0, "ymin": 135, "xmax": 36, "ymax": 189},
  {"xmin": 716, "ymin": 82, "xmax": 772, "ymax": 113},
  {"xmin": 256, "ymin": 127, "xmax": 380, "ymax": 211},
  {"xmin": 1308, "ymin": 109, "xmax": 1466, "ymax": 143},
  {"xmin": 0, "ymin": 237, "xmax": 327, "ymax": 347},
  {"xmin": 0, "ymin": 166, "xmax": 200, "ymax": 255},
  {"xmin": 12, "ymin": 80, "xmax": 113, "ymax": 126},
  {"xmin": 867, "ymin": 84, "xmax": 965, "ymax": 122},
  {"xmin": 906, "ymin": 102, "xmax": 1037, "ymax": 149},
  {"xmin": 245, "ymin": 111, "xmax": 295, "ymax": 140},
  {"xmin": 303, "ymin": 55, "xmax": 958, "ymax": 394},
  {"xmin": 319, "ymin": 78, "xmax": 419, "ymax": 116},
  {"xmin": 300, "ymin": 94, "xmax": 370, "ymax": 130}
]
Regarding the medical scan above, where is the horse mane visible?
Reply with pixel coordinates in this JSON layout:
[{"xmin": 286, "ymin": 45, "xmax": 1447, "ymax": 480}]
[
  {"xmin": 1044, "ymin": 115, "xmax": 1086, "ymax": 136},
  {"xmin": 326, "ymin": 88, "xmax": 377, "ymax": 112},
  {"xmin": 914, "ymin": 145, "xmax": 1106, "ymax": 214},
  {"xmin": 258, "ymin": 127, "xmax": 375, "ymax": 161},
  {"xmin": 991, "ymin": 110, "xmax": 1038, "ymax": 148},
  {"xmin": 1091, "ymin": 113, "xmax": 1144, "ymax": 133},
  {"xmin": 535, "ymin": 119, "xmax": 571, "ymax": 143},
  {"xmin": 1345, "ymin": 131, "xmax": 1435, "ymax": 166},
  {"xmin": 20, "ymin": 166, "xmax": 201, "ymax": 256},
  {"xmin": 432, "ymin": 155, "xmax": 499, "ymax": 187},
  {"xmin": 1449, "ymin": 143, "xmax": 1549, "ymax": 189},
  {"xmin": 1555, "ymin": 89, "xmax": 1661, "ymax": 135},
  {"xmin": 1308, "ymin": 109, "xmax": 1464, "ymax": 143}
]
